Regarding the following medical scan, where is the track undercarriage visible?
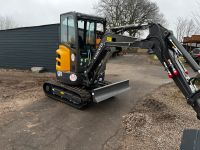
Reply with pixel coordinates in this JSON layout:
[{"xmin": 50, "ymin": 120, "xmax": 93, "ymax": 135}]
[
  {"xmin": 43, "ymin": 81, "xmax": 91, "ymax": 109},
  {"xmin": 43, "ymin": 80, "xmax": 130, "ymax": 109}
]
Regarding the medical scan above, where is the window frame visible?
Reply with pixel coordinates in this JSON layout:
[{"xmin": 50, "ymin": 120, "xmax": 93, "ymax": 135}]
[{"xmin": 60, "ymin": 14, "xmax": 77, "ymax": 48}]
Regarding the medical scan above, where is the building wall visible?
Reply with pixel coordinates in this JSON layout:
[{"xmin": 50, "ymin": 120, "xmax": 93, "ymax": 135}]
[{"xmin": 0, "ymin": 24, "xmax": 59, "ymax": 72}]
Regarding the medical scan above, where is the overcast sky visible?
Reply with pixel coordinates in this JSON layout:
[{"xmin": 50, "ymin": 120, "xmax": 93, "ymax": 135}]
[{"xmin": 0, "ymin": 0, "xmax": 199, "ymax": 31}]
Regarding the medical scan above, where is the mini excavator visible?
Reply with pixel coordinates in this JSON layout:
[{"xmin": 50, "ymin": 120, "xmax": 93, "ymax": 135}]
[{"xmin": 43, "ymin": 12, "xmax": 200, "ymax": 119}]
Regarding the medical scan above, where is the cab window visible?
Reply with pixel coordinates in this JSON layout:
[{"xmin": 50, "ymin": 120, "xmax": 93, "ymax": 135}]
[
  {"xmin": 61, "ymin": 15, "xmax": 76, "ymax": 47},
  {"xmin": 78, "ymin": 20, "xmax": 85, "ymax": 49},
  {"xmin": 86, "ymin": 22, "xmax": 95, "ymax": 45}
]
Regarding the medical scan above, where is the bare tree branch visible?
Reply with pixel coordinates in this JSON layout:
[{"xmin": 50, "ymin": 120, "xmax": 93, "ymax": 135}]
[
  {"xmin": 175, "ymin": 17, "xmax": 200, "ymax": 42},
  {"xmin": 0, "ymin": 15, "xmax": 18, "ymax": 30},
  {"xmin": 94, "ymin": 0, "xmax": 167, "ymax": 36}
]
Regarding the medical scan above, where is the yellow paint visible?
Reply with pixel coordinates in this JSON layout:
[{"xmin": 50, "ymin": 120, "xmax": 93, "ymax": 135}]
[
  {"xmin": 60, "ymin": 91, "xmax": 64, "ymax": 95},
  {"xmin": 106, "ymin": 36, "xmax": 112, "ymax": 42},
  {"xmin": 96, "ymin": 38, "xmax": 101, "ymax": 48},
  {"xmin": 56, "ymin": 45, "xmax": 71, "ymax": 72}
]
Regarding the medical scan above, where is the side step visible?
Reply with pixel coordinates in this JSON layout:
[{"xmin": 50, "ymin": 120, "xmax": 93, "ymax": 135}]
[{"xmin": 92, "ymin": 80, "xmax": 130, "ymax": 103}]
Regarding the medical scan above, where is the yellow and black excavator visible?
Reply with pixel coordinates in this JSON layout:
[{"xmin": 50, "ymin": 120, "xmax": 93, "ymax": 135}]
[{"xmin": 43, "ymin": 12, "xmax": 200, "ymax": 119}]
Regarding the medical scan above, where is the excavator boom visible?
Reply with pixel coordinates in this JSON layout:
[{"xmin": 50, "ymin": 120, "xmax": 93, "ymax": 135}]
[{"xmin": 85, "ymin": 23, "xmax": 200, "ymax": 119}]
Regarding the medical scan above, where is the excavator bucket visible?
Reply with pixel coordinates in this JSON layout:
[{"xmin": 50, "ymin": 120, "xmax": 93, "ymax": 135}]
[{"xmin": 92, "ymin": 80, "xmax": 130, "ymax": 103}]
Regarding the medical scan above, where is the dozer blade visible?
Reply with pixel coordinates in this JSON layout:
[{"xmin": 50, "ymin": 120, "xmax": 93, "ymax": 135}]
[{"xmin": 92, "ymin": 80, "xmax": 130, "ymax": 103}]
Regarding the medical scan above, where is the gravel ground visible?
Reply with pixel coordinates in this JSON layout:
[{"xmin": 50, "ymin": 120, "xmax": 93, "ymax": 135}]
[{"xmin": 120, "ymin": 83, "xmax": 200, "ymax": 150}]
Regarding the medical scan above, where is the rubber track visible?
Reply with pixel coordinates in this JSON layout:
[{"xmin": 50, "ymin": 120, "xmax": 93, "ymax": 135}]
[{"xmin": 43, "ymin": 81, "xmax": 91, "ymax": 109}]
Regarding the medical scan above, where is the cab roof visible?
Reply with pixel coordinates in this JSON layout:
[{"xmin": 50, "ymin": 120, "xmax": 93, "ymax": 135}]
[{"xmin": 60, "ymin": 11, "xmax": 106, "ymax": 23}]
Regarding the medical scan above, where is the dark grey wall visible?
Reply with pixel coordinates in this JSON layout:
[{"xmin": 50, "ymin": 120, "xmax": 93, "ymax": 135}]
[{"xmin": 0, "ymin": 24, "xmax": 59, "ymax": 72}]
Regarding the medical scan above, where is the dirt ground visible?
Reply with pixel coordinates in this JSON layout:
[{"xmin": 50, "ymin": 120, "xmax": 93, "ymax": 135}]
[
  {"xmin": 0, "ymin": 69, "xmax": 54, "ymax": 115},
  {"xmin": 0, "ymin": 54, "xmax": 189, "ymax": 150},
  {"xmin": 0, "ymin": 54, "xmax": 159, "ymax": 117},
  {"xmin": 120, "ymin": 83, "xmax": 200, "ymax": 150}
]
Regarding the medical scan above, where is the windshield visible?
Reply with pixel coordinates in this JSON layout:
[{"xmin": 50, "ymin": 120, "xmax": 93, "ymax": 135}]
[
  {"xmin": 86, "ymin": 22, "xmax": 95, "ymax": 45},
  {"xmin": 60, "ymin": 14, "xmax": 76, "ymax": 47}
]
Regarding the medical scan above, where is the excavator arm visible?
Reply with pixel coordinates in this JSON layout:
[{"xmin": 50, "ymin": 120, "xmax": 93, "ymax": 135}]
[{"xmin": 85, "ymin": 23, "xmax": 200, "ymax": 119}]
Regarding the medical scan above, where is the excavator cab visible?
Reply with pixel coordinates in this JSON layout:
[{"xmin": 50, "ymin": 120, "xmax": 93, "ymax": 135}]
[
  {"xmin": 44, "ymin": 11, "xmax": 130, "ymax": 108},
  {"xmin": 56, "ymin": 12, "xmax": 106, "ymax": 85}
]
